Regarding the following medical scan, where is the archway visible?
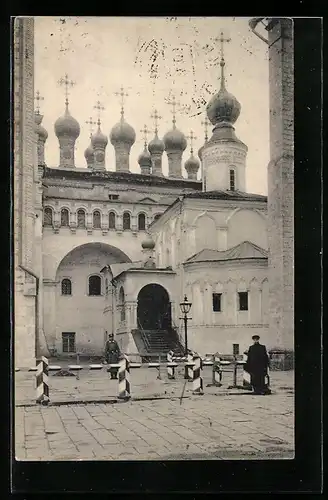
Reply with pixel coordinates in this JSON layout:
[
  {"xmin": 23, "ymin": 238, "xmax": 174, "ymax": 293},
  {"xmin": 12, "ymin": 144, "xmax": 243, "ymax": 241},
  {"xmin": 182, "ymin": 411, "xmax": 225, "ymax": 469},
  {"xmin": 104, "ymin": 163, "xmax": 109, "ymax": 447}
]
[{"xmin": 137, "ymin": 284, "xmax": 171, "ymax": 331}]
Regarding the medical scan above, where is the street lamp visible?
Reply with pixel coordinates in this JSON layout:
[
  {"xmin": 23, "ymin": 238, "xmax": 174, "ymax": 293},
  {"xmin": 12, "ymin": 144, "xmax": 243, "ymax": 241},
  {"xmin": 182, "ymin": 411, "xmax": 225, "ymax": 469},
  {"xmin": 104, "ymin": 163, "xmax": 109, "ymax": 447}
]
[{"xmin": 179, "ymin": 294, "xmax": 192, "ymax": 356}]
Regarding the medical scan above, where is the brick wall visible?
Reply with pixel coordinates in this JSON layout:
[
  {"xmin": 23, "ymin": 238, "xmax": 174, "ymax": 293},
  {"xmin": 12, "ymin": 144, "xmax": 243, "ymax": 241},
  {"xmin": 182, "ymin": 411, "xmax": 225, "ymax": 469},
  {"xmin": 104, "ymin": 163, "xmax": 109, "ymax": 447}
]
[
  {"xmin": 267, "ymin": 19, "xmax": 294, "ymax": 351},
  {"xmin": 14, "ymin": 17, "xmax": 38, "ymax": 368}
]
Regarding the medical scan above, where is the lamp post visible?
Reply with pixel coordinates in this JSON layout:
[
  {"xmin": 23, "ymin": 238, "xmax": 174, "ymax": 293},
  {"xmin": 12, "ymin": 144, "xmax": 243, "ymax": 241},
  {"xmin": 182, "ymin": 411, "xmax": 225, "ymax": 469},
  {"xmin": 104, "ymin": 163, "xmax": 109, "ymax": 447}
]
[{"xmin": 180, "ymin": 295, "xmax": 192, "ymax": 379}]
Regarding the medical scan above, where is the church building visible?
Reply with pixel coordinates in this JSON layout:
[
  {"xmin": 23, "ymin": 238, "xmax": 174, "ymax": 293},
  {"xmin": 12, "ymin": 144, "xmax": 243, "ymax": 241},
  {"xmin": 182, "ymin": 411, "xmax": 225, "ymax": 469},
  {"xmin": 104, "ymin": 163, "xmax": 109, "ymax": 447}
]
[{"xmin": 15, "ymin": 19, "xmax": 270, "ymax": 366}]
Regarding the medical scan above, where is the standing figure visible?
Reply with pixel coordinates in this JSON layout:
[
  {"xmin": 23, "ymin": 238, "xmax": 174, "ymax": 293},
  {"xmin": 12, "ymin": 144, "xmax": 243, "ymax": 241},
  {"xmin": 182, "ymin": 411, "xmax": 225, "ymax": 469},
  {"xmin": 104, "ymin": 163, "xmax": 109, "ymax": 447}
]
[
  {"xmin": 105, "ymin": 332, "xmax": 121, "ymax": 380},
  {"xmin": 245, "ymin": 335, "xmax": 270, "ymax": 395}
]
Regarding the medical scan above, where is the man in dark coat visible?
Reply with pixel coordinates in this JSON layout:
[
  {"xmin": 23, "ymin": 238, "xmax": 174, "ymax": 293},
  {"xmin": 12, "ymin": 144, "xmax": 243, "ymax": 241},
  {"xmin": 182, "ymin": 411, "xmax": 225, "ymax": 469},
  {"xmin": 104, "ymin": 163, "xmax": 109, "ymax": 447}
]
[
  {"xmin": 245, "ymin": 335, "xmax": 270, "ymax": 395},
  {"xmin": 104, "ymin": 332, "xmax": 121, "ymax": 379}
]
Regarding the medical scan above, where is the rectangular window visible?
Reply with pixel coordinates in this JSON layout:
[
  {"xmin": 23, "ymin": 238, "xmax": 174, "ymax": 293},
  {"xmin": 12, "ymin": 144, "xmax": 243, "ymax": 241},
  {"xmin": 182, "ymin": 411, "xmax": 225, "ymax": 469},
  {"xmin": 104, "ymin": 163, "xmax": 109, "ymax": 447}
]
[
  {"xmin": 62, "ymin": 332, "xmax": 76, "ymax": 353},
  {"xmin": 212, "ymin": 293, "xmax": 222, "ymax": 312},
  {"xmin": 229, "ymin": 169, "xmax": 235, "ymax": 191},
  {"xmin": 238, "ymin": 292, "xmax": 248, "ymax": 311},
  {"xmin": 108, "ymin": 194, "xmax": 119, "ymax": 200}
]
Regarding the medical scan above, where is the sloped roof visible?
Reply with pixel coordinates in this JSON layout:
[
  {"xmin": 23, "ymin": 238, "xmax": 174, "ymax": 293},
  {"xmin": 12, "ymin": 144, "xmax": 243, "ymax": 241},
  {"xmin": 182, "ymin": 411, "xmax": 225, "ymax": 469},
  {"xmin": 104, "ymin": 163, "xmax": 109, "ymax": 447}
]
[
  {"xmin": 185, "ymin": 241, "xmax": 268, "ymax": 264},
  {"xmin": 184, "ymin": 190, "xmax": 267, "ymax": 202}
]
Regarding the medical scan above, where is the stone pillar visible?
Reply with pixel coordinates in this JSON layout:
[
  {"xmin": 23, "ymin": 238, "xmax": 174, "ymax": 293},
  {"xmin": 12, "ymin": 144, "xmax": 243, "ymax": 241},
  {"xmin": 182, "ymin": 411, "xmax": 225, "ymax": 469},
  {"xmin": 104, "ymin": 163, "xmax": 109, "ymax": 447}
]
[
  {"xmin": 267, "ymin": 18, "xmax": 294, "ymax": 351},
  {"xmin": 42, "ymin": 280, "xmax": 58, "ymax": 353}
]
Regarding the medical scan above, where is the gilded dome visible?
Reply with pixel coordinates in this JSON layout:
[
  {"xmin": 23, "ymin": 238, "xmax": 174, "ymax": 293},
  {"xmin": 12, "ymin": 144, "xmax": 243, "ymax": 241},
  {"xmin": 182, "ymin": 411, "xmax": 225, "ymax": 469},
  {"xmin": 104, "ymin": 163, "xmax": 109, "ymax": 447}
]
[
  {"xmin": 138, "ymin": 147, "xmax": 152, "ymax": 166},
  {"xmin": 185, "ymin": 154, "xmax": 200, "ymax": 173},
  {"xmin": 91, "ymin": 127, "xmax": 108, "ymax": 148},
  {"xmin": 206, "ymin": 88, "xmax": 241, "ymax": 126},
  {"xmin": 84, "ymin": 144, "xmax": 94, "ymax": 161},
  {"xmin": 163, "ymin": 127, "xmax": 187, "ymax": 151},
  {"xmin": 141, "ymin": 234, "xmax": 155, "ymax": 250},
  {"xmin": 110, "ymin": 119, "xmax": 136, "ymax": 146},
  {"xmin": 34, "ymin": 112, "xmax": 48, "ymax": 141},
  {"xmin": 54, "ymin": 105, "xmax": 80, "ymax": 139},
  {"xmin": 148, "ymin": 134, "xmax": 165, "ymax": 154}
]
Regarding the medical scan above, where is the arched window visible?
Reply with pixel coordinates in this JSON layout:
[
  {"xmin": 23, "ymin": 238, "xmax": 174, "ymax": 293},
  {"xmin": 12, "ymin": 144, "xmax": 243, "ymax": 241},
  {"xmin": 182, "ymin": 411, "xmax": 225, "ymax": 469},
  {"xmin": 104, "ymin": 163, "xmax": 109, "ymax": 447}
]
[
  {"xmin": 61, "ymin": 208, "xmax": 69, "ymax": 226},
  {"xmin": 154, "ymin": 213, "xmax": 162, "ymax": 222},
  {"xmin": 43, "ymin": 207, "xmax": 53, "ymax": 227},
  {"xmin": 123, "ymin": 212, "xmax": 131, "ymax": 230},
  {"xmin": 77, "ymin": 209, "xmax": 86, "ymax": 228},
  {"xmin": 138, "ymin": 213, "xmax": 146, "ymax": 231},
  {"xmin": 118, "ymin": 287, "xmax": 125, "ymax": 322},
  {"xmin": 88, "ymin": 275, "xmax": 102, "ymax": 296},
  {"xmin": 93, "ymin": 210, "xmax": 101, "ymax": 229},
  {"xmin": 108, "ymin": 211, "xmax": 116, "ymax": 229},
  {"xmin": 229, "ymin": 169, "xmax": 236, "ymax": 191},
  {"xmin": 61, "ymin": 278, "xmax": 72, "ymax": 296}
]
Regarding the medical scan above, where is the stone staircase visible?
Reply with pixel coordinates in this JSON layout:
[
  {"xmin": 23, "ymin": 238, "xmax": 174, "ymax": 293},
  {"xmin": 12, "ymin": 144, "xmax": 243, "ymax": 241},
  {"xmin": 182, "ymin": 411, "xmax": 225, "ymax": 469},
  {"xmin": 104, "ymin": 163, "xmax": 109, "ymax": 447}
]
[{"xmin": 132, "ymin": 328, "xmax": 184, "ymax": 360}]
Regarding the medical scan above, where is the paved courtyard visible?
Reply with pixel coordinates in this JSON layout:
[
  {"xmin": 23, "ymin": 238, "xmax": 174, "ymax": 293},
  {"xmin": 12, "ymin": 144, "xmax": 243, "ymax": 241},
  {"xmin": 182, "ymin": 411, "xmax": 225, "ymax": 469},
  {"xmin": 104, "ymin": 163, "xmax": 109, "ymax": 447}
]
[{"xmin": 14, "ymin": 366, "xmax": 294, "ymax": 461}]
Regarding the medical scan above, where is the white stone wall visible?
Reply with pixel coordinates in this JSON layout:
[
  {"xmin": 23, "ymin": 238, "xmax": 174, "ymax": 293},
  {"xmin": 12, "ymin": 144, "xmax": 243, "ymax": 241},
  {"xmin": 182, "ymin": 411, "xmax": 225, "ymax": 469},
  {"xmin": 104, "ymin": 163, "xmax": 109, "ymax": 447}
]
[
  {"xmin": 202, "ymin": 142, "xmax": 247, "ymax": 192},
  {"xmin": 183, "ymin": 261, "xmax": 269, "ymax": 355}
]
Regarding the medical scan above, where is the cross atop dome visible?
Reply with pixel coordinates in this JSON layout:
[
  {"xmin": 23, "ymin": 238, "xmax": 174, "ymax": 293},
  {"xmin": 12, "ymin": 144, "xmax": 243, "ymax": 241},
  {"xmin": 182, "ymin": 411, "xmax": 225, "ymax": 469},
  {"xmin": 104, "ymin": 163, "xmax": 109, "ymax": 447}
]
[
  {"xmin": 167, "ymin": 95, "xmax": 179, "ymax": 128},
  {"xmin": 94, "ymin": 100, "xmax": 105, "ymax": 128},
  {"xmin": 214, "ymin": 30, "xmax": 231, "ymax": 90},
  {"xmin": 151, "ymin": 109, "xmax": 162, "ymax": 135},
  {"xmin": 186, "ymin": 130, "xmax": 197, "ymax": 155},
  {"xmin": 34, "ymin": 90, "xmax": 44, "ymax": 114},
  {"xmin": 58, "ymin": 73, "xmax": 76, "ymax": 107},
  {"xmin": 85, "ymin": 116, "xmax": 97, "ymax": 138},
  {"xmin": 140, "ymin": 125, "xmax": 151, "ymax": 148},
  {"xmin": 114, "ymin": 86, "xmax": 129, "ymax": 119},
  {"xmin": 201, "ymin": 116, "xmax": 210, "ymax": 142}
]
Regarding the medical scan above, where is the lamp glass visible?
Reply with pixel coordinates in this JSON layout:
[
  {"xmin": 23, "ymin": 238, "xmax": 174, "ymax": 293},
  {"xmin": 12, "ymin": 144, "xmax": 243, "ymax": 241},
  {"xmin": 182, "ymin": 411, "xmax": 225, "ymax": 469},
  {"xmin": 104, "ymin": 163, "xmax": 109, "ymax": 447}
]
[{"xmin": 180, "ymin": 295, "xmax": 192, "ymax": 315}]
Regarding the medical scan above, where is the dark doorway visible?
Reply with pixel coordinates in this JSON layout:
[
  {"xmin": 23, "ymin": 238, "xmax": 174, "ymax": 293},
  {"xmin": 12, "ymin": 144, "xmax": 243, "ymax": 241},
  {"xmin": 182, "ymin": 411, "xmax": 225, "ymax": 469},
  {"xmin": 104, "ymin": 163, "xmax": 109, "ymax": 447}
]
[{"xmin": 137, "ymin": 284, "xmax": 171, "ymax": 330}]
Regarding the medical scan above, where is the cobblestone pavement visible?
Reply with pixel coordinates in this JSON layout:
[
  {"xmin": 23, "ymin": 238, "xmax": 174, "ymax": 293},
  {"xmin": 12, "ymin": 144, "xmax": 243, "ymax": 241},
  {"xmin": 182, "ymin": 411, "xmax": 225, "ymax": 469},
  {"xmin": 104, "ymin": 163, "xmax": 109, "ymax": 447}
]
[{"xmin": 15, "ymin": 368, "xmax": 294, "ymax": 461}]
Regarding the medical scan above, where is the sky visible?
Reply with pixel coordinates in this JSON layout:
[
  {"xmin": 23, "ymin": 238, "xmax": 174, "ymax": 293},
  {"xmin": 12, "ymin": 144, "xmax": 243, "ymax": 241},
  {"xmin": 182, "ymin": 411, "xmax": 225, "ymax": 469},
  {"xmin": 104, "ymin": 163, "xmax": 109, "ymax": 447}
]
[{"xmin": 34, "ymin": 16, "xmax": 270, "ymax": 195}]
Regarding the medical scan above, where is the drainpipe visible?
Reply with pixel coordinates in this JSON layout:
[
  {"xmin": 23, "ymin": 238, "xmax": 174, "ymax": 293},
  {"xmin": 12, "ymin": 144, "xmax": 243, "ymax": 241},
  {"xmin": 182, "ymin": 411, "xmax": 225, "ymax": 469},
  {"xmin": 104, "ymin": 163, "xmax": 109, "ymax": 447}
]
[{"xmin": 18, "ymin": 264, "xmax": 40, "ymax": 358}]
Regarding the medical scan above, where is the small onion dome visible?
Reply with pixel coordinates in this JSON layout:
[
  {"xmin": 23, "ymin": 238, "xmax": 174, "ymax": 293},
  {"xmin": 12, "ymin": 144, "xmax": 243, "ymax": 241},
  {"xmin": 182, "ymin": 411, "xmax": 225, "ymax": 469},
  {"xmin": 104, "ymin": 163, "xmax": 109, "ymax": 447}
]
[
  {"xmin": 91, "ymin": 127, "xmax": 108, "ymax": 148},
  {"xmin": 54, "ymin": 105, "xmax": 80, "ymax": 139},
  {"xmin": 148, "ymin": 134, "xmax": 165, "ymax": 154},
  {"xmin": 163, "ymin": 127, "xmax": 187, "ymax": 151},
  {"xmin": 84, "ymin": 144, "xmax": 94, "ymax": 162},
  {"xmin": 206, "ymin": 88, "xmax": 241, "ymax": 127},
  {"xmin": 141, "ymin": 234, "xmax": 155, "ymax": 250},
  {"xmin": 110, "ymin": 119, "xmax": 136, "ymax": 146},
  {"xmin": 34, "ymin": 112, "xmax": 48, "ymax": 141},
  {"xmin": 185, "ymin": 154, "xmax": 200, "ymax": 173},
  {"xmin": 138, "ymin": 146, "xmax": 152, "ymax": 166}
]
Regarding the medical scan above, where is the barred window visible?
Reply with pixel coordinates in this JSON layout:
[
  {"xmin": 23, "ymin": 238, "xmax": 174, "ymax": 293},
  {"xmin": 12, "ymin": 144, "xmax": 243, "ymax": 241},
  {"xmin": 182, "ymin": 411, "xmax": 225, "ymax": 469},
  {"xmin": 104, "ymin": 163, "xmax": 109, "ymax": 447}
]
[
  {"xmin": 61, "ymin": 208, "xmax": 69, "ymax": 226},
  {"xmin": 229, "ymin": 169, "xmax": 236, "ymax": 191},
  {"xmin": 88, "ymin": 275, "xmax": 101, "ymax": 296},
  {"xmin": 61, "ymin": 278, "xmax": 72, "ymax": 296},
  {"xmin": 138, "ymin": 213, "xmax": 146, "ymax": 230},
  {"xmin": 77, "ymin": 209, "xmax": 86, "ymax": 228},
  {"xmin": 123, "ymin": 212, "xmax": 131, "ymax": 230},
  {"xmin": 62, "ymin": 332, "xmax": 75, "ymax": 353},
  {"xmin": 108, "ymin": 211, "xmax": 116, "ymax": 229},
  {"xmin": 43, "ymin": 207, "xmax": 53, "ymax": 226},
  {"xmin": 93, "ymin": 210, "xmax": 101, "ymax": 229}
]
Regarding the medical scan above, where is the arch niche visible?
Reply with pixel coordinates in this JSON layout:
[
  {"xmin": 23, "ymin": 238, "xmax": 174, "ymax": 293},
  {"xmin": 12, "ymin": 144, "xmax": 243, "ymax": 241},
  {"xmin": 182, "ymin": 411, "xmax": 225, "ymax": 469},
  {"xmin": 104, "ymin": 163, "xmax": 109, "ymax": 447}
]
[{"xmin": 137, "ymin": 284, "xmax": 171, "ymax": 331}]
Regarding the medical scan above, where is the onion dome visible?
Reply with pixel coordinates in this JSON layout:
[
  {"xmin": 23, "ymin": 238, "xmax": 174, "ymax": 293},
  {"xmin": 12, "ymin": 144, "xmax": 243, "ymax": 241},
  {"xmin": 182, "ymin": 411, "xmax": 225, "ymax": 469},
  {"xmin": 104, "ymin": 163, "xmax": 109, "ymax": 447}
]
[
  {"xmin": 206, "ymin": 59, "xmax": 241, "ymax": 128},
  {"xmin": 34, "ymin": 112, "xmax": 48, "ymax": 141},
  {"xmin": 163, "ymin": 126, "xmax": 187, "ymax": 151},
  {"xmin": 185, "ymin": 154, "xmax": 200, "ymax": 172},
  {"xmin": 54, "ymin": 100, "xmax": 80, "ymax": 139},
  {"xmin": 91, "ymin": 123, "xmax": 108, "ymax": 148},
  {"xmin": 110, "ymin": 118, "xmax": 136, "ymax": 146},
  {"xmin": 141, "ymin": 234, "xmax": 155, "ymax": 250},
  {"xmin": 138, "ymin": 146, "xmax": 152, "ymax": 166},
  {"xmin": 84, "ymin": 143, "xmax": 94, "ymax": 163},
  {"xmin": 148, "ymin": 134, "xmax": 165, "ymax": 154}
]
